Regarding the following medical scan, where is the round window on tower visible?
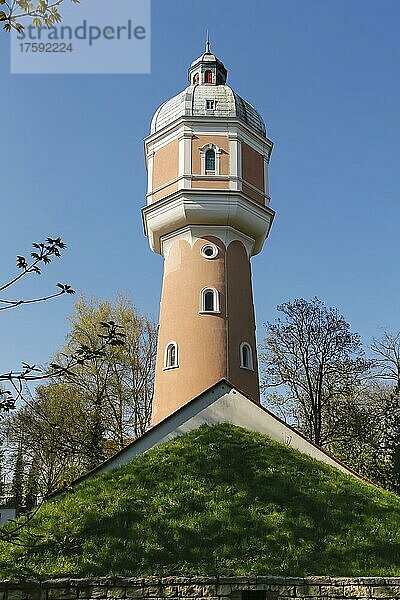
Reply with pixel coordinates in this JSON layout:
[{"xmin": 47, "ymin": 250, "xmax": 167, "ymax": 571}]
[{"xmin": 201, "ymin": 244, "xmax": 218, "ymax": 259}]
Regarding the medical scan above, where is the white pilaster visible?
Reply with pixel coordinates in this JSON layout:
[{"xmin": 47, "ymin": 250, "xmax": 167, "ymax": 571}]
[
  {"xmin": 147, "ymin": 151, "xmax": 155, "ymax": 200},
  {"xmin": 237, "ymin": 139, "xmax": 242, "ymax": 180},
  {"xmin": 263, "ymin": 158, "xmax": 269, "ymax": 197},
  {"xmin": 178, "ymin": 129, "xmax": 192, "ymax": 189},
  {"xmin": 228, "ymin": 133, "xmax": 241, "ymax": 191}
]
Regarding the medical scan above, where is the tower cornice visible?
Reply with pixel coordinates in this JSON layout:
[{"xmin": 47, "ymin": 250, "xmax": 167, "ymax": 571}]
[
  {"xmin": 145, "ymin": 174, "xmax": 271, "ymax": 206},
  {"xmin": 142, "ymin": 188, "xmax": 275, "ymax": 256}
]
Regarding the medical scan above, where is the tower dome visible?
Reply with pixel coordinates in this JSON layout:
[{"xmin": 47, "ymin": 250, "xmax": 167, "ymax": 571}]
[
  {"xmin": 150, "ymin": 42, "xmax": 266, "ymax": 136},
  {"xmin": 151, "ymin": 86, "xmax": 266, "ymax": 136}
]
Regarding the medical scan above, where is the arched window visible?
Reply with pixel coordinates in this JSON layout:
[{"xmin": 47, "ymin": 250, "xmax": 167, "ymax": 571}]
[
  {"xmin": 200, "ymin": 143, "xmax": 221, "ymax": 175},
  {"xmin": 205, "ymin": 148, "xmax": 215, "ymax": 172},
  {"xmin": 204, "ymin": 70, "xmax": 212, "ymax": 84},
  {"xmin": 193, "ymin": 73, "xmax": 199, "ymax": 85},
  {"xmin": 240, "ymin": 342, "xmax": 253, "ymax": 370},
  {"xmin": 204, "ymin": 290, "xmax": 214, "ymax": 311},
  {"xmin": 200, "ymin": 288, "xmax": 219, "ymax": 313},
  {"xmin": 164, "ymin": 341, "xmax": 178, "ymax": 369}
]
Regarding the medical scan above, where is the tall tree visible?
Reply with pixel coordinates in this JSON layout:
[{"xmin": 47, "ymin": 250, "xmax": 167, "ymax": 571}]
[
  {"xmin": 5, "ymin": 382, "xmax": 94, "ymax": 495},
  {"xmin": 0, "ymin": 237, "xmax": 123, "ymax": 545},
  {"xmin": 4, "ymin": 295, "xmax": 157, "ymax": 496},
  {"xmin": 262, "ymin": 297, "xmax": 372, "ymax": 446},
  {"xmin": 10, "ymin": 440, "xmax": 24, "ymax": 507},
  {"xmin": 25, "ymin": 457, "xmax": 40, "ymax": 511},
  {"xmin": 371, "ymin": 331, "xmax": 400, "ymax": 491},
  {"xmin": 326, "ymin": 383, "xmax": 392, "ymax": 486},
  {"xmin": 371, "ymin": 330, "xmax": 400, "ymax": 391},
  {"xmin": 0, "ymin": 445, "xmax": 4, "ymax": 500},
  {"xmin": 56, "ymin": 295, "xmax": 157, "ymax": 454}
]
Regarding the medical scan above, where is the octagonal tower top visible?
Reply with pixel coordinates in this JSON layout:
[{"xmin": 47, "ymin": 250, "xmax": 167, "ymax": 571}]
[{"xmin": 187, "ymin": 35, "xmax": 228, "ymax": 86}]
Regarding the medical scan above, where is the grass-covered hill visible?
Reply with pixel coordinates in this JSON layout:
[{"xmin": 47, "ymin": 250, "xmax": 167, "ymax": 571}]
[{"xmin": 1, "ymin": 423, "xmax": 400, "ymax": 578}]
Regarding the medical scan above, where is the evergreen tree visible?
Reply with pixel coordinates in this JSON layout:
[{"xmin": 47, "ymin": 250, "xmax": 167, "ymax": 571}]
[
  {"xmin": 0, "ymin": 452, "xmax": 4, "ymax": 501},
  {"xmin": 84, "ymin": 396, "xmax": 106, "ymax": 471},
  {"xmin": 11, "ymin": 440, "xmax": 24, "ymax": 507},
  {"xmin": 25, "ymin": 457, "xmax": 40, "ymax": 511}
]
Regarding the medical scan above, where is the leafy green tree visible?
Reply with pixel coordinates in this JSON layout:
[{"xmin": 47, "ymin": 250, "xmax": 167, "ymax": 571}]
[
  {"xmin": 262, "ymin": 297, "xmax": 372, "ymax": 446},
  {"xmin": 56, "ymin": 295, "xmax": 157, "ymax": 454},
  {"xmin": 0, "ymin": 242, "xmax": 125, "ymax": 545},
  {"xmin": 5, "ymin": 383, "xmax": 92, "ymax": 495},
  {"xmin": 323, "ymin": 380, "xmax": 400, "ymax": 491},
  {"xmin": 325, "ymin": 384, "xmax": 391, "ymax": 485},
  {"xmin": 370, "ymin": 331, "xmax": 400, "ymax": 491},
  {"xmin": 84, "ymin": 396, "xmax": 106, "ymax": 471},
  {"xmin": 4, "ymin": 295, "xmax": 156, "ymax": 495}
]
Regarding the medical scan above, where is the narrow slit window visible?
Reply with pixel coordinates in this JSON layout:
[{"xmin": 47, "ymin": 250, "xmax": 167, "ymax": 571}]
[
  {"xmin": 240, "ymin": 342, "xmax": 253, "ymax": 370},
  {"xmin": 201, "ymin": 288, "xmax": 219, "ymax": 313},
  {"xmin": 165, "ymin": 342, "xmax": 178, "ymax": 369},
  {"xmin": 204, "ymin": 290, "xmax": 214, "ymax": 311},
  {"xmin": 205, "ymin": 148, "xmax": 215, "ymax": 172}
]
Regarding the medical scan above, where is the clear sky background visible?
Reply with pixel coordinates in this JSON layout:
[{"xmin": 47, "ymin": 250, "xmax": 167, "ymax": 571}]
[{"xmin": 1, "ymin": 0, "xmax": 399, "ymax": 377}]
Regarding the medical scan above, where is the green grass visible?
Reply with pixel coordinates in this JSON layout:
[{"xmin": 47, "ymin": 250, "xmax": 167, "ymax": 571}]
[{"xmin": 1, "ymin": 423, "xmax": 400, "ymax": 578}]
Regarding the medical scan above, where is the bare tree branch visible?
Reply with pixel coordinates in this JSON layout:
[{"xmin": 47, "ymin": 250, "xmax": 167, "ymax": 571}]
[{"xmin": 261, "ymin": 297, "xmax": 372, "ymax": 446}]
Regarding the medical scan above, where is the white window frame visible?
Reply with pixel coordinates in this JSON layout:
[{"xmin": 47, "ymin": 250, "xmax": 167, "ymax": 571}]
[
  {"xmin": 164, "ymin": 341, "xmax": 179, "ymax": 370},
  {"xmin": 199, "ymin": 143, "xmax": 222, "ymax": 175},
  {"xmin": 240, "ymin": 342, "xmax": 254, "ymax": 370},
  {"xmin": 200, "ymin": 287, "xmax": 220, "ymax": 314},
  {"xmin": 205, "ymin": 99, "xmax": 217, "ymax": 110},
  {"xmin": 200, "ymin": 243, "xmax": 219, "ymax": 259}
]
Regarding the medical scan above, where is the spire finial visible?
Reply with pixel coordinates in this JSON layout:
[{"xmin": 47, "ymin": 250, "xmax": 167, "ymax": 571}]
[{"xmin": 205, "ymin": 30, "xmax": 211, "ymax": 54}]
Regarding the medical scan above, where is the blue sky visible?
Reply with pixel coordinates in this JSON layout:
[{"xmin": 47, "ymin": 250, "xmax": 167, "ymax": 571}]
[{"xmin": 1, "ymin": 0, "xmax": 399, "ymax": 377}]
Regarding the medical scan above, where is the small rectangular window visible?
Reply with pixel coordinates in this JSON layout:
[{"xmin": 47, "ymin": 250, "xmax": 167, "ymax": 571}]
[{"xmin": 206, "ymin": 99, "xmax": 216, "ymax": 110}]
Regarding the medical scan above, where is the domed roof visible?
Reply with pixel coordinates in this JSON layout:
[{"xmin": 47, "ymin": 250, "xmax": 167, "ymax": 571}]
[
  {"xmin": 151, "ymin": 85, "xmax": 266, "ymax": 136},
  {"xmin": 150, "ymin": 41, "xmax": 266, "ymax": 137}
]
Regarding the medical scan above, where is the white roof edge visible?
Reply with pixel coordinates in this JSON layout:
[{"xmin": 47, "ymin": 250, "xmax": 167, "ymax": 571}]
[{"xmin": 68, "ymin": 381, "xmax": 368, "ymax": 489}]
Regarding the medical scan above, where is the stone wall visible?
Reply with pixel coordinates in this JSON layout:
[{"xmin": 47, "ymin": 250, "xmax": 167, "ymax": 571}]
[{"xmin": 1, "ymin": 576, "xmax": 400, "ymax": 600}]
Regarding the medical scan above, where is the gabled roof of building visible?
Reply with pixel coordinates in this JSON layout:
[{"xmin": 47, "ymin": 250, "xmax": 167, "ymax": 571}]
[{"xmin": 68, "ymin": 379, "xmax": 367, "ymax": 490}]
